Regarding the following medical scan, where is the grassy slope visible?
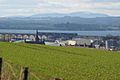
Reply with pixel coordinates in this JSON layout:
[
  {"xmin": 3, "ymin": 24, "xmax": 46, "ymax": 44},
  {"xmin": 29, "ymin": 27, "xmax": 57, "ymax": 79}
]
[{"xmin": 0, "ymin": 42, "xmax": 120, "ymax": 80}]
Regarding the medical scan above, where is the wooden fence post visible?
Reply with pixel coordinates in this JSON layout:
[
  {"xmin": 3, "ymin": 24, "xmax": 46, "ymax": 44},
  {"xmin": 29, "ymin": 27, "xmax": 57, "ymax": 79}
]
[
  {"xmin": 22, "ymin": 67, "xmax": 29, "ymax": 80},
  {"xmin": 54, "ymin": 78, "xmax": 63, "ymax": 80},
  {"xmin": 19, "ymin": 67, "xmax": 29, "ymax": 80},
  {"xmin": 23, "ymin": 67, "xmax": 28, "ymax": 80},
  {"xmin": 0, "ymin": 58, "xmax": 2, "ymax": 80}
]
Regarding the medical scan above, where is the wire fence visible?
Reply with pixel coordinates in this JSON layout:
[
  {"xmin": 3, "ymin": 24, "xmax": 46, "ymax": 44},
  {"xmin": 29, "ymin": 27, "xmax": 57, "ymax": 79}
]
[{"xmin": 0, "ymin": 58, "xmax": 63, "ymax": 80}]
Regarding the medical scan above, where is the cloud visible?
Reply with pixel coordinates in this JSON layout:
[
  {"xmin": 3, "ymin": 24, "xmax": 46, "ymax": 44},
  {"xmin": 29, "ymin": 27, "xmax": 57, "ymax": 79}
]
[
  {"xmin": 90, "ymin": 0, "xmax": 120, "ymax": 2},
  {"xmin": 0, "ymin": 0, "xmax": 120, "ymax": 16}
]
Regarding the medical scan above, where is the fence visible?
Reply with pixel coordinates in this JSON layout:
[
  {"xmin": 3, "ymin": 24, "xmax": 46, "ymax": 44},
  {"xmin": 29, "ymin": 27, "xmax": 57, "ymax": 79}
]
[
  {"xmin": 0, "ymin": 58, "xmax": 63, "ymax": 80},
  {"xmin": 0, "ymin": 57, "xmax": 29, "ymax": 80}
]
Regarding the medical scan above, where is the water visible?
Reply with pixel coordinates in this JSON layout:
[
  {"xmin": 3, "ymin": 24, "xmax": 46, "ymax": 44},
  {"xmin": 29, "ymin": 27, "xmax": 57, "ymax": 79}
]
[{"xmin": 0, "ymin": 29, "xmax": 120, "ymax": 36}]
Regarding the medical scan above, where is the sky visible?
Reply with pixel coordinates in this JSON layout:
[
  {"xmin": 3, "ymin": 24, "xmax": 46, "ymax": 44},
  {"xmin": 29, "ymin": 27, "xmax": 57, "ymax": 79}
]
[{"xmin": 0, "ymin": 0, "xmax": 120, "ymax": 17}]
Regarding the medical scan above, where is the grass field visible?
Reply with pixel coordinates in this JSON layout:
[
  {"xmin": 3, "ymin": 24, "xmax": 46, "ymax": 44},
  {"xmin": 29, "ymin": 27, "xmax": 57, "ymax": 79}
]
[{"xmin": 0, "ymin": 42, "xmax": 120, "ymax": 80}]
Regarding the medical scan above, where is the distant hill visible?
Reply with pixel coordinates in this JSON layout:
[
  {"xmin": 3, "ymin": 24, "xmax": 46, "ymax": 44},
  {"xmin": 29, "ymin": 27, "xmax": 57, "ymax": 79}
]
[
  {"xmin": 0, "ymin": 12, "xmax": 120, "ymax": 31},
  {"xmin": 31, "ymin": 11, "xmax": 109, "ymax": 18}
]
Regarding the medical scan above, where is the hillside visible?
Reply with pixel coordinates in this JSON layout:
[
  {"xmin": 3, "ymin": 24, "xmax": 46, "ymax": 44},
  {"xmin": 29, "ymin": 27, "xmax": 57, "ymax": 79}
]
[
  {"xmin": 0, "ymin": 42, "xmax": 120, "ymax": 80},
  {"xmin": 0, "ymin": 16, "xmax": 120, "ymax": 30}
]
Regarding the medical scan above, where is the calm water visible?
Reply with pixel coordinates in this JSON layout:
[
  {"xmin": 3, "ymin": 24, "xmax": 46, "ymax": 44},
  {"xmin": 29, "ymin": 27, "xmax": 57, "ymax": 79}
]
[{"xmin": 0, "ymin": 29, "xmax": 120, "ymax": 36}]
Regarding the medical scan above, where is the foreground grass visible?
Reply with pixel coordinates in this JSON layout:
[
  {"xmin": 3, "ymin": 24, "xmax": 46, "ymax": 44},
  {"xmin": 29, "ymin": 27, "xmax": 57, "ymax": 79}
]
[{"xmin": 0, "ymin": 42, "xmax": 120, "ymax": 80}]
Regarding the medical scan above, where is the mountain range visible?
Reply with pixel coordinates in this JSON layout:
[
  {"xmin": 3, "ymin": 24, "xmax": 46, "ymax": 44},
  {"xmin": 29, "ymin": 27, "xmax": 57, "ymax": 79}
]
[
  {"xmin": 31, "ymin": 11, "xmax": 110, "ymax": 18},
  {"xmin": 0, "ymin": 11, "xmax": 120, "ymax": 31}
]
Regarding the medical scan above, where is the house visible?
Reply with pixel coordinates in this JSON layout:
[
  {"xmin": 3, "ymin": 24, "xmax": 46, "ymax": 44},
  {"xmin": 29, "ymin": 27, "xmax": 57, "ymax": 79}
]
[
  {"xmin": 45, "ymin": 42, "xmax": 60, "ymax": 46},
  {"xmin": 45, "ymin": 40, "xmax": 76, "ymax": 46},
  {"xmin": 73, "ymin": 38, "xmax": 94, "ymax": 47},
  {"xmin": 105, "ymin": 39, "xmax": 119, "ymax": 51},
  {"xmin": 92, "ymin": 40, "xmax": 105, "ymax": 49},
  {"xmin": 66, "ymin": 40, "xmax": 76, "ymax": 46}
]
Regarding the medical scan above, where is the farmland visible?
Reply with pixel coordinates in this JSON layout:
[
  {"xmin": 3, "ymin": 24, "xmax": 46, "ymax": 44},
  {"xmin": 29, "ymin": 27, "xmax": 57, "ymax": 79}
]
[{"xmin": 0, "ymin": 42, "xmax": 120, "ymax": 80}]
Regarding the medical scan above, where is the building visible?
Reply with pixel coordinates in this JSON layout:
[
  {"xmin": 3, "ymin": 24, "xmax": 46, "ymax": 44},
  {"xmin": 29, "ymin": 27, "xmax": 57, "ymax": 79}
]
[
  {"xmin": 66, "ymin": 40, "xmax": 76, "ymax": 46},
  {"xmin": 38, "ymin": 32, "xmax": 78, "ymax": 41},
  {"xmin": 73, "ymin": 38, "xmax": 94, "ymax": 47},
  {"xmin": 106, "ymin": 39, "xmax": 119, "ymax": 51},
  {"xmin": 92, "ymin": 39, "xmax": 105, "ymax": 49}
]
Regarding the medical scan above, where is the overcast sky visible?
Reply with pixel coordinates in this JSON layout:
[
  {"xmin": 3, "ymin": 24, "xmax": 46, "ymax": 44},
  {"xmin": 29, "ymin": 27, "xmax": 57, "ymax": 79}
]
[{"xmin": 0, "ymin": 0, "xmax": 120, "ymax": 17}]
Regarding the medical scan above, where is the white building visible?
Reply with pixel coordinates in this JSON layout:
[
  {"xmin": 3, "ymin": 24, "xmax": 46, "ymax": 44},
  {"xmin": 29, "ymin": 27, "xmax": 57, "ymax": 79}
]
[
  {"xmin": 73, "ymin": 38, "xmax": 93, "ymax": 47},
  {"xmin": 66, "ymin": 40, "xmax": 76, "ymax": 46}
]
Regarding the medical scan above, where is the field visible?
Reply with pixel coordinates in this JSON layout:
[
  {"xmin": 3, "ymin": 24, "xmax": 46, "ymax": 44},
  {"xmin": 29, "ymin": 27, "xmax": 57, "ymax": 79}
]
[{"xmin": 0, "ymin": 42, "xmax": 120, "ymax": 80}]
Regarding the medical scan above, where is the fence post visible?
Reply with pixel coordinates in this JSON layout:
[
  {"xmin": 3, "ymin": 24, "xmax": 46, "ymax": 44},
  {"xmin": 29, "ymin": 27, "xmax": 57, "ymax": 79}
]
[
  {"xmin": 23, "ymin": 67, "xmax": 28, "ymax": 80},
  {"xmin": 22, "ymin": 67, "xmax": 29, "ymax": 80},
  {"xmin": 19, "ymin": 67, "xmax": 29, "ymax": 80},
  {"xmin": 0, "ymin": 58, "xmax": 2, "ymax": 80},
  {"xmin": 55, "ymin": 78, "xmax": 63, "ymax": 80}
]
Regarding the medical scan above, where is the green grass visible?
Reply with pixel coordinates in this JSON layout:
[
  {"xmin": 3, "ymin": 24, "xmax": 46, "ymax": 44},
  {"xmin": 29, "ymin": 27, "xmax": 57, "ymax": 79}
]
[{"xmin": 0, "ymin": 42, "xmax": 120, "ymax": 80}]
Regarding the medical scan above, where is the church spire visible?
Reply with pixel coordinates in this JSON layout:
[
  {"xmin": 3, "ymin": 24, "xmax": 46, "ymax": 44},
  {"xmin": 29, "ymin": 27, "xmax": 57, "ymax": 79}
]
[{"xmin": 35, "ymin": 30, "xmax": 39, "ymax": 43}]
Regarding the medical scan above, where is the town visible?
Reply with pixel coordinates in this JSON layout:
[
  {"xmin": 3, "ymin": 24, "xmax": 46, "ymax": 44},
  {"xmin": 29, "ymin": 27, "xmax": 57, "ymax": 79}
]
[
  {"xmin": 0, "ymin": 0, "xmax": 120, "ymax": 79},
  {"xmin": 0, "ymin": 30, "xmax": 120, "ymax": 51}
]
